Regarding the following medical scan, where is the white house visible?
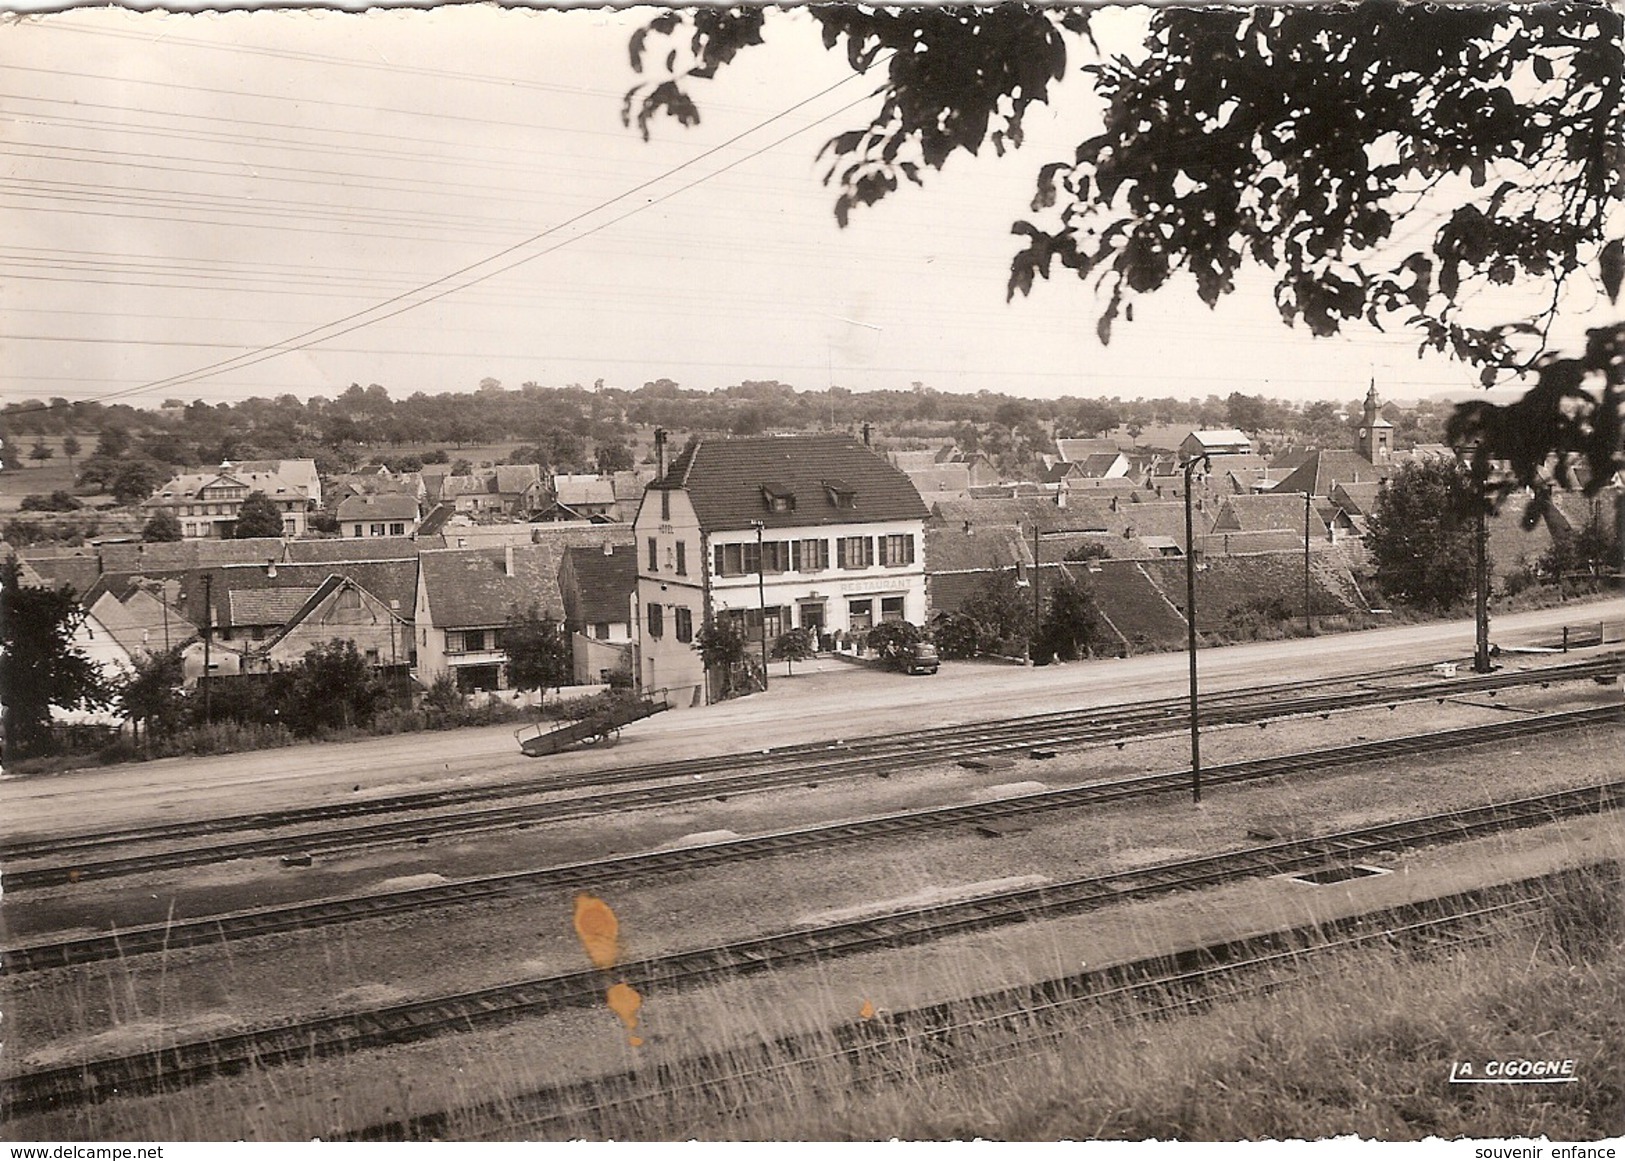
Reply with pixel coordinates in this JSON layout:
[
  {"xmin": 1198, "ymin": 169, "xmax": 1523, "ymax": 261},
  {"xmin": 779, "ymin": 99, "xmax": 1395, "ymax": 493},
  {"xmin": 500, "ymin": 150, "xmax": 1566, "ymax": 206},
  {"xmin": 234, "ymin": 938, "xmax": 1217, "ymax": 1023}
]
[{"xmin": 633, "ymin": 433, "xmax": 929, "ymax": 706}]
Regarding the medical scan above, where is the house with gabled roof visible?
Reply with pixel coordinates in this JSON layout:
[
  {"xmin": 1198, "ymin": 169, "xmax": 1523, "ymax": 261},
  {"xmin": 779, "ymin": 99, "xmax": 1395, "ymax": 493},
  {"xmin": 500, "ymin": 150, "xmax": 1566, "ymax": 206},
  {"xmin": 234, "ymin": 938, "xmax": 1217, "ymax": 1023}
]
[
  {"xmin": 144, "ymin": 460, "xmax": 317, "ymax": 539},
  {"xmin": 559, "ymin": 542, "xmax": 639, "ymax": 685},
  {"xmin": 336, "ymin": 492, "xmax": 420, "ymax": 539},
  {"xmin": 634, "ymin": 433, "xmax": 929, "ymax": 704},
  {"xmin": 414, "ymin": 542, "xmax": 577, "ymax": 692},
  {"xmin": 259, "ymin": 575, "xmax": 413, "ymax": 672}
]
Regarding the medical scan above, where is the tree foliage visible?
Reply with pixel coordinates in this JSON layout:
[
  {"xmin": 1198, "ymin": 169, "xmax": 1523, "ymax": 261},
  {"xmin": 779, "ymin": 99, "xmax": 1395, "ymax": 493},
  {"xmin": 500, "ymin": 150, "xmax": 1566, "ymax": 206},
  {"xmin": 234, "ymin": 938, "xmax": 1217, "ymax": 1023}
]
[
  {"xmin": 277, "ymin": 639, "xmax": 388, "ymax": 734},
  {"xmin": 503, "ymin": 610, "xmax": 573, "ymax": 702},
  {"xmin": 118, "ymin": 648, "xmax": 187, "ymax": 749},
  {"xmin": 770, "ymin": 626, "xmax": 816, "ymax": 674},
  {"xmin": 233, "ymin": 490, "xmax": 285, "ymax": 539},
  {"xmin": 1033, "ymin": 575, "xmax": 1105, "ymax": 664},
  {"xmin": 625, "ymin": 3, "xmax": 1625, "ymax": 493},
  {"xmin": 0, "ymin": 560, "xmax": 113, "ymax": 756},
  {"xmin": 143, "ymin": 509, "xmax": 184, "ymax": 542},
  {"xmin": 1365, "ymin": 458, "xmax": 1483, "ymax": 613},
  {"xmin": 864, "ymin": 620, "xmax": 923, "ymax": 668}
]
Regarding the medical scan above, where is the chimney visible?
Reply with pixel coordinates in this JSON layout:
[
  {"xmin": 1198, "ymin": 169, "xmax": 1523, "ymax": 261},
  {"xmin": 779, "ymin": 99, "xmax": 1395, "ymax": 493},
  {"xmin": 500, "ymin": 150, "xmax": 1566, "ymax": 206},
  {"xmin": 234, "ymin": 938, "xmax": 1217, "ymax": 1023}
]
[
  {"xmin": 1055, "ymin": 482, "xmax": 1068, "ymax": 509},
  {"xmin": 266, "ymin": 559, "xmax": 277, "ymax": 578},
  {"xmin": 861, "ymin": 421, "xmax": 872, "ymax": 447},
  {"xmin": 504, "ymin": 543, "xmax": 515, "ymax": 576},
  {"xmin": 602, "ymin": 540, "xmax": 614, "ymax": 556},
  {"xmin": 1110, "ymin": 496, "xmax": 1119, "ymax": 512},
  {"xmin": 654, "ymin": 427, "xmax": 667, "ymax": 479}
]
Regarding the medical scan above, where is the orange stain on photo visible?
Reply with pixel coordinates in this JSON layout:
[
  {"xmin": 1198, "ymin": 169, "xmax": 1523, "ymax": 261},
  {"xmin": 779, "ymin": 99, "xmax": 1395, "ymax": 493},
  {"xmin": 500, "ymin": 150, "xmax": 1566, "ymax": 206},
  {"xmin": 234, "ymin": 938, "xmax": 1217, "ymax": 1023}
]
[
  {"xmin": 607, "ymin": 981, "xmax": 643, "ymax": 1046},
  {"xmin": 572, "ymin": 892, "xmax": 620, "ymax": 970},
  {"xmin": 859, "ymin": 999, "xmax": 877, "ymax": 1020}
]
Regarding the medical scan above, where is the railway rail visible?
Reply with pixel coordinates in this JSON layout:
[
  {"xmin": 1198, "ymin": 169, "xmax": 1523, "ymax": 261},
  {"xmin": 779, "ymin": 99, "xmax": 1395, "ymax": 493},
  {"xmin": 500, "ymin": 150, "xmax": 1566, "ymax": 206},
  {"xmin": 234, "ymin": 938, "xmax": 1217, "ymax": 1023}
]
[
  {"xmin": 7, "ymin": 655, "xmax": 1618, "ymax": 890},
  {"xmin": 358, "ymin": 865, "xmax": 1598, "ymax": 1140},
  {"xmin": 6, "ymin": 705, "xmax": 1619, "ymax": 972},
  {"xmin": 6, "ymin": 778, "xmax": 1619, "ymax": 1117}
]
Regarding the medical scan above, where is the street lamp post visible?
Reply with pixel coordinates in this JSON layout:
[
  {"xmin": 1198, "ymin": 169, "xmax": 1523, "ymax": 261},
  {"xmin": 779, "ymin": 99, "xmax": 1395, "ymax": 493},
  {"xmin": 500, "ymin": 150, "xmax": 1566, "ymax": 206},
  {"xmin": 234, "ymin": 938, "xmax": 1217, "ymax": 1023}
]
[
  {"xmin": 1183, "ymin": 453, "xmax": 1212, "ymax": 805},
  {"xmin": 750, "ymin": 519, "xmax": 769, "ymax": 689}
]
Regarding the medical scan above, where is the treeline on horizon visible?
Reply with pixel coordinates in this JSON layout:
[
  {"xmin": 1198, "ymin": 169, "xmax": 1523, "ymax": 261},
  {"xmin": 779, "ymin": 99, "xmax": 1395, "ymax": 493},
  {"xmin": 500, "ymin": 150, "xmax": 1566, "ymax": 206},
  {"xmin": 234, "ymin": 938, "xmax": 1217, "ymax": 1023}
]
[{"xmin": 1, "ymin": 377, "xmax": 1452, "ymax": 483}]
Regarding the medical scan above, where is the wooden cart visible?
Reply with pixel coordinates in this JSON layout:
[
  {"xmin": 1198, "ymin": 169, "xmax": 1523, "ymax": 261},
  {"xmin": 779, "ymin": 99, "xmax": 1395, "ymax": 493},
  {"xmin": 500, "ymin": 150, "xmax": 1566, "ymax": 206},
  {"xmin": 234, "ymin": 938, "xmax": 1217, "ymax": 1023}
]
[{"xmin": 515, "ymin": 694, "xmax": 668, "ymax": 757}]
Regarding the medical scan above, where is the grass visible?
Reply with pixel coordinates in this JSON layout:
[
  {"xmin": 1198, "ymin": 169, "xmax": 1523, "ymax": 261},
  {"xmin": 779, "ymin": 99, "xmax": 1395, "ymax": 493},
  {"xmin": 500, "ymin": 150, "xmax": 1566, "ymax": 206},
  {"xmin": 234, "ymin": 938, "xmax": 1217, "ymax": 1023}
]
[
  {"xmin": 11, "ymin": 849, "xmax": 1618, "ymax": 1143},
  {"xmin": 449, "ymin": 865, "xmax": 1623, "ymax": 1142}
]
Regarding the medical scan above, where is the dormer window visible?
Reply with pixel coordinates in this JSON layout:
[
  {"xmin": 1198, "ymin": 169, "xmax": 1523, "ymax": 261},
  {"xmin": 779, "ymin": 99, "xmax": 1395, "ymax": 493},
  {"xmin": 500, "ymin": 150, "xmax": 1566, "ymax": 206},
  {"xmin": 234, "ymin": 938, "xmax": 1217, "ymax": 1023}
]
[
  {"xmin": 760, "ymin": 482, "xmax": 796, "ymax": 513},
  {"xmin": 823, "ymin": 478, "xmax": 856, "ymax": 510}
]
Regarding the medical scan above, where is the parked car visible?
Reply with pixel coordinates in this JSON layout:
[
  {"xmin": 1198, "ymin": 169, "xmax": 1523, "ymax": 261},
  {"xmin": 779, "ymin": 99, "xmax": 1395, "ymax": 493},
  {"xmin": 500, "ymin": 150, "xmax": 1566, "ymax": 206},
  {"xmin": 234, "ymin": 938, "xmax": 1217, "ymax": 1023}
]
[{"xmin": 904, "ymin": 641, "xmax": 940, "ymax": 675}]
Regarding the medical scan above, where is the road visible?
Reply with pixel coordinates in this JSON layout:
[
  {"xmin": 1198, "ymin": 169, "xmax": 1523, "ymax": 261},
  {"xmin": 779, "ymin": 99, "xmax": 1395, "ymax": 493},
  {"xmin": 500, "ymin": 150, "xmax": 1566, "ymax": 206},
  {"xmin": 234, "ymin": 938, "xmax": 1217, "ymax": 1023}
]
[{"xmin": 4, "ymin": 598, "xmax": 1621, "ymax": 840}]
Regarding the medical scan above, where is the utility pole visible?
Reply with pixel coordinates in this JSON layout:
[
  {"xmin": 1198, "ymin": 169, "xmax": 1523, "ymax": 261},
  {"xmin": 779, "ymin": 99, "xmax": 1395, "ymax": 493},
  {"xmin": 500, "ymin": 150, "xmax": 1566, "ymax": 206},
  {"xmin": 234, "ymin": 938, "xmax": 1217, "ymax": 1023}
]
[
  {"xmin": 1304, "ymin": 490, "xmax": 1314, "ymax": 637},
  {"xmin": 751, "ymin": 520, "xmax": 769, "ymax": 688},
  {"xmin": 201, "ymin": 572, "xmax": 213, "ymax": 722},
  {"xmin": 1183, "ymin": 453, "xmax": 1212, "ymax": 805},
  {"xmin": 1474, "ymin": 470, "xmax": 1492, "ymax": 673},
  {"xmin": 1032, "ymin": 522, "xmax": 1042, "ymax": 660}
]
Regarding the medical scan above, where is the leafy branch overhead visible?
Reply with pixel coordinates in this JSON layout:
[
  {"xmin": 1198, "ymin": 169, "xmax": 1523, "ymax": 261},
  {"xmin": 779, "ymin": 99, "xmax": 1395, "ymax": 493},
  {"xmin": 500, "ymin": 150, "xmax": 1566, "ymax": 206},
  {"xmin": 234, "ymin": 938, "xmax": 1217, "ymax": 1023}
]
[{"xmin": 625, "ymin": 3, "xmax": 1624, "ymax": 492}]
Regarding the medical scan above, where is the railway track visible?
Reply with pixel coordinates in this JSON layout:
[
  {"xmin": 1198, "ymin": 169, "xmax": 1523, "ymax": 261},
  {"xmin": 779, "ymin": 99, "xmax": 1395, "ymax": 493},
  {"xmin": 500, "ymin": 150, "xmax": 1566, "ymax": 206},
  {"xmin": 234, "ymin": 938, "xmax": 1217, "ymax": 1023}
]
[
  {"xmin": 6, "ymin": 705, "xmax": 1618, "ymax": 972},
  {"xmin": 358, "ymin": 866, "xmax": 1596, "ymax": 1140},
  {"xmin": 7, "ymin": 655, "xmax": 1617, "ymax": 890},
  {"xmin": 6, "ymin": 777, "xmax": 1619, "ymax": 1117}
]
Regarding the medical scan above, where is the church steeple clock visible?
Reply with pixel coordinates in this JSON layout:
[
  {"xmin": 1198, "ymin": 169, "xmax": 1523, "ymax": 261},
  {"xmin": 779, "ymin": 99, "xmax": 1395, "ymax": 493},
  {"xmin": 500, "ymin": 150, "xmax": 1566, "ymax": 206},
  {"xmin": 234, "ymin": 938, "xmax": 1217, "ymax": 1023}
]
[{"xmin": 1358, "ymin": 380, "xmax": 1393, "ymax": 463}]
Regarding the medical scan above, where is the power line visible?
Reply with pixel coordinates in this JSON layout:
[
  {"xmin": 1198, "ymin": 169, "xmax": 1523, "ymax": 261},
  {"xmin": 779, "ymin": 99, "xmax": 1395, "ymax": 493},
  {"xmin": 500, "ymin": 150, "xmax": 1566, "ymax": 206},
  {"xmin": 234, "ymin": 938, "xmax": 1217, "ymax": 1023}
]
[{"xmin": 7, "ymin": 60, "xmax": 891, "ymax": 415}]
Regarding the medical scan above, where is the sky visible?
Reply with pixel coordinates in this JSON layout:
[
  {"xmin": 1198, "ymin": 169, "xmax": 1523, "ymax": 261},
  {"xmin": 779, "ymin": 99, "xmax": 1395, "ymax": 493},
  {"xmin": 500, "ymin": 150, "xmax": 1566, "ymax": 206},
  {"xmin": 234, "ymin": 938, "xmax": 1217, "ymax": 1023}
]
[{"xmin": 1, "ymin": 4, "xmax": 1613, "ymax": 410}]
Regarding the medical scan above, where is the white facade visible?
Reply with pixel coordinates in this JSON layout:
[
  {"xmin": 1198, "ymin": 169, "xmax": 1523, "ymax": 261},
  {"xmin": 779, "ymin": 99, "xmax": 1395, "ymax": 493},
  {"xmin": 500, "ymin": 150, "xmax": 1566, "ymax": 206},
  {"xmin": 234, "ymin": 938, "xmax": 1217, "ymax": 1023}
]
[{"xmin": 633, "ymin": 486, "xmax": 927, "ymax": 704}]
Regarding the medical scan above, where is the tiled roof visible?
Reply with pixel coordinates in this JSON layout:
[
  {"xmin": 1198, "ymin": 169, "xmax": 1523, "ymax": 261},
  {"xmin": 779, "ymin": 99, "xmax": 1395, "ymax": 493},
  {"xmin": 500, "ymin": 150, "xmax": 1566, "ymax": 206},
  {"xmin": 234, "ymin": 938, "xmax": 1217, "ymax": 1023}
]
[
  {"xmin": 554, "ymin": 475, "xmax": 618, "ymax": 506},
  {"xmin": 1213, "ymin": 494, "xmax": 1330, "ymax": 537},
  {"xmin": 494, "ymin": 464, "xmax": 544, "ymax": 496},
  {"xmin": 283, "ymin": 537, "xmax": 419, "ymax": 563},
  {"xmin": 1054, "ymin": 438, "xmax": 1120, "ymax": 462},
  {"xmin": 97, "ymin": 538, "xmax": 286, "ymax": 574},
  {"xmin": 335, "ymin": 493, "xmax": 420, "ymax": 521},
  {"xmin": 1200, "ymin": 529, "xmax": 1310, "ymax": 555},
  {"xmin": 1274, "ymin": 449, "xmax": 1391, "ymax": 497},
  {"xmin": 1071, "ymin": 560, "xmax": 1188, "ymax": 647},
  {"xmin": 228, "ymin": 586, "xmax": 319, "ymax": 627},
  {"xmin": 14, "ymin": 550, "xmax": 102, "ymax": 596},
  {"xmin": 1141, "ymin": 552, "xmax": 1365, "ymax": 630},
  {"xmin": 562, "ymin": 544, "xmax": 638, "ymax": 624},
  {"xmin": 658, "ymin": 434, "xmax": 929, "ymax": 532},
  {"xmin": 129, "ymin": 559, "xmax": 418, "ymax": 629},
  {"xmin": 1186, "ymin": 428, "xmax": 1254, "ymax": 452},
  {"xmin": 928, "ymin": 496, "xmax": 1110, "ymax": 535},
  {"xmin": 418, "ymin": 544, "xmax": 568, "ymax": 628},
  {"xmin": 1331, "ymin": 481, "xmax": 1382, "ymax": 516}
]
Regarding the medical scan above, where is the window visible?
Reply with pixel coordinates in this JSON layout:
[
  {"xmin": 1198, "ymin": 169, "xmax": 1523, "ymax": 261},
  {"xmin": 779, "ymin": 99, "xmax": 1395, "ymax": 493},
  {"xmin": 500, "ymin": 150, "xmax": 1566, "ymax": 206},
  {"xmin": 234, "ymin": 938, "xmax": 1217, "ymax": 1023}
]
[
  {"xmin": 881, "ymin": 595, "xmax": 906, "ymax": 623},
  {"xmin": 824, "ymin": 479, "xmax": 857, "ymax": 510},
  {"xmin": 592, "ymin": 622, "xmax": 610, "ymax": 640},
  {"xmin": 675, "ymin": 606, "xmax": 693, "ymax": 643},
  {"xmin": 660, "ymin": 489, "xmax": 671, "ymax": 521},
  {"xmin": 389, "ymin": 523, "xmax": 404, "ymax": 536},
  {"xmin": 880, "ymin": 534, "xmax": 916, "ymax": 567},
  {"xmin": 351, "ymin": 525, "xmax": 363, "ymax": 537},
  {"xmin": 761, "ymin": 483, "xmax": 796, "ymax": 512},
  {"xmin": 714, "ymin": 542, "xmax": 761, "ymax": 577},
  {"xmin": 370, "ymin": 523, "xmax": 385, "ymax": 536},
  {"xmin": 647, "ymin": 602, "xmax": 664, "ymax": 639},
  {"xmin": 446, "ymin": 630, "xmax": 464, "ymax": 654},
  {"xmin": 648, "ymin": 537, "xmax": 659, "ymax": 571},
  {"xmin": 837, "ymin": 536, "xmax": 873, "ymax": 569},
  {"xmin": 848, "ymin": 598, "xmax": 873, "ymax": 631},
  {"xmin": 675, "ymin": 541, "xmax": 687, "ymax": 575},
  {"xmin": 761, "ymin": 540, "xmax": 792, "ymax": 574},
  {"xmin": 798, "ymin": 539, "xmax": 829, "ymax": 572},
  {"xmin": 365, "ymin": 648, "xmax": 380, "ymax": 665},
  {"xmin": 464, "ymin": 629, "xmax": 486, "ymax": 652}
]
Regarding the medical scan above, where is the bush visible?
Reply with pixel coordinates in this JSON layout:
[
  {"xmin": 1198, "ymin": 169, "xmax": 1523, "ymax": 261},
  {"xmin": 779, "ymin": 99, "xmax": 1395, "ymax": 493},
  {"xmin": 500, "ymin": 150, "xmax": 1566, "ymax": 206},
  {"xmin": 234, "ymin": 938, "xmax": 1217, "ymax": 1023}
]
[
  {"xmin": 865, "ymin": 620, "xmax": 923, "ymax": 669},
  {"xmin": 20, "ymin": 491, "xmax": 81, "ymax": 512}
]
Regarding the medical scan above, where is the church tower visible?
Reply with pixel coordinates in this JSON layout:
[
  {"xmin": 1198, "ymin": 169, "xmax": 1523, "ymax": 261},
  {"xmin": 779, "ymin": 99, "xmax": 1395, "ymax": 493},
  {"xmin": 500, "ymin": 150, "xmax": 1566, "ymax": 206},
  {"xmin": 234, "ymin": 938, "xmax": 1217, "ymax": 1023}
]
[{"xmin": 1358, "ymin": 381, "xmax": 1393, "ymax": 463}]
